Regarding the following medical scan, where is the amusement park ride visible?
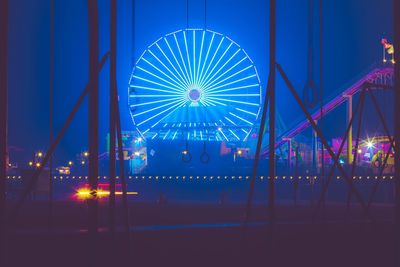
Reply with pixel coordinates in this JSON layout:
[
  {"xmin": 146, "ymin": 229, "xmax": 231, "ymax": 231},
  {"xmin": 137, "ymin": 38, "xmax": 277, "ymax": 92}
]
[{"xmin": 1, "ymin": 1, "xmax": 400, "ymax": 266}]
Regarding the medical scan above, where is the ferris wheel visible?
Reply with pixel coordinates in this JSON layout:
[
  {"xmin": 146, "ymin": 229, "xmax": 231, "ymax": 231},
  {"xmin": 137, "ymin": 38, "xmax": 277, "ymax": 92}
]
[{"xmin": 128, "ymin": 29, "xmax": 262, "ymax": 142}]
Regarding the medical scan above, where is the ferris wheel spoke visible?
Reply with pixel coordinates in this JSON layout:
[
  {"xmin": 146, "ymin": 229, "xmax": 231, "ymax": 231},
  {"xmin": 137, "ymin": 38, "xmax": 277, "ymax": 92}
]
[
  {"xmin": 149, "ymin": 101, "xmax": 187, "ymax": 128},
  {"xmin": 129, "ymin": 97, "xmax": 182, "ymax": 108},
  {"xmin": 133, "ymin": 75, "xmax": 184, "ymax": 93},
  {"xmin": 198, "ymin": 37, "xmax": 225, "ymax": 86},
  {"xmin": 201, "ymin": 43, "xmax": 234, "ymax": 86},
  {"xmin": 173, "ymin": 34, "xmax": 192, "ymax": 85},
  {"xmin": 203, "ymin": 98, "xmax": 227, "ymax": 106},
  {"xmin": 196, "ymin": 31, "xmax": 206, "ymax": 85},
  {"xmin": 130, "ymin": 30, "xmax": 262, "ymax": 141},
  {"xmin": 200, "ymin": 99, "xmax": 215, "ymax": 106},
  {"xmin": 203, "ymin": 65, "xmax": 254, "ymax": 91},
  {"xmin": 198, "ymin": 33, "xmax": 215, "ymax": 85},
  {"xmin": 235, "ymin": 107, "xmax": 258, "ymax": 117},
  {"xmin": 200, "ymin": 49, "xmax": 241, "ymax": 89},
  {"xmin": 203, "ymin": 74, "xmax": 256, "ymax": 92},
  {"xmin": 199, "ymin": 42, "xmax": 233, "ymax": 88},
  {"xmin": 192, "ymin": 30, "xmax": 197, "ymax": 85},
  {"xmin": 207, "ymin": 96, "xmax": 259, "ymax": 107},
  {"xmin": 224, "ymin": 116, "xmax": 237, "ymax": 126},
  {"xmin": 199, "ymin": 99, "xmax": 212, "ymax": 107},
  {"xmin": 218, "ymin": 129, "xmax": 229, "ymax": 141},
  {"xmin": 202, "ymin": 56, "xmax": 247, "ymax": 90},
  {"xmin": 144, "ymin": 52, "xmax": 188, "ymax": 88},
  {"xmin": 130, "ymin": 84, "xmax": 183, "ymax": 95},
  {"xmin": 133, "ymin": 98, "xmax": 185, "ymax": 117},
  {"xmin": 131, "ymin": 94, "xmax": 183, "ymax": 98},
  {"xmin": 183, "ymin": 31, "xmax": 194, "ymax": 85},
  {"xmin": 228, "ymin": 112, "xmax": 254, "ymax": 125},
  {"xmin": 158, "ymin": 41, "xmax": 191, "ymax": 86},
  {"xmin": 172, "ymin": 129, "xmax": 179, "ymax": 140},
  {"xmin": 242, "ymin": 129, "xmax": 252, "ymax": 141},
  {"xmin": 136, "ymin": 66, "xmax": 185, "ymax": 92},
  {"xmin": 229, "ymin": 129, "xmax": 240, "ymax": 141},
  {"xmin": 207, "ymin": 93, "xmax": 260, "ymax": 97},
  {"xmin": 163, "ymin": 130, "xmax": 171, "ymax": 140},
  {"xmin": 137, "ymin": 99, "xmax": 186, "ymax": 127},
  {"xmin": 206, "ymin": 84, "xmax": 259, "ymax": 94}
]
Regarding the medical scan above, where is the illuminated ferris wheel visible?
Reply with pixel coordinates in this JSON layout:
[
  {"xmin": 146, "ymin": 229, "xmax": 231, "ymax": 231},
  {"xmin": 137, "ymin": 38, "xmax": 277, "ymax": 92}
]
[{"xmin": 128, "ymin": 29, "xmax": 262, "ymax": 142}]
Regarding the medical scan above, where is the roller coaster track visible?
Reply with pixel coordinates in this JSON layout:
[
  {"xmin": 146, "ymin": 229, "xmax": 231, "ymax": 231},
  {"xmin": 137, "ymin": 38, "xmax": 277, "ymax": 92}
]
[{"xmin": 262, "ymin": 66, "xmax": 394, "ymax": 156}]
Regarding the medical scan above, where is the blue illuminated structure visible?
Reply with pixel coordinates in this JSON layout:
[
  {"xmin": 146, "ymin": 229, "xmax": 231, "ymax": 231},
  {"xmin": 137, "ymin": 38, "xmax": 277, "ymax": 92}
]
[{"xmin": 129, "ymin": 29, "xmax": 262, "ymax": 142}]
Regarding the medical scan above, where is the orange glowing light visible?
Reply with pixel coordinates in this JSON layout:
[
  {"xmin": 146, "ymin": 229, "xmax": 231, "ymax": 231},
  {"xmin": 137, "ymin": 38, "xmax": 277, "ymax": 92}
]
[{"xmin": 76, "ymin": 187, "xmax": 138, "ymax": 200}]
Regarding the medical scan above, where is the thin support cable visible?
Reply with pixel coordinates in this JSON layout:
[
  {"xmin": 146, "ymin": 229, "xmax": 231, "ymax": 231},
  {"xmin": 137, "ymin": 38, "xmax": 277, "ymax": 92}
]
[
  {"xmin": 268, "ymin": 0, "xmax": 277, "ymax": 224},
  {"xmin": 49, "ymin": 0, "xmax": 55, "ymax": 231},
  {"xmin": 186, "ymin": 0, "xmax": 189, "ymax": 29},
  {"xmin": 131, "ymin": 0, "xmax": 135, "ymax": 67},
  {"xmin": 204, "ymin": 0, "xmax": 207, "ymax": 30},
  {"xmin": 303, "ymin": 0, "xmax": 318, "ymax": 108},
  {"xmin": 319, "ymin": 0, "xmax": 324, "ymax": 177}
]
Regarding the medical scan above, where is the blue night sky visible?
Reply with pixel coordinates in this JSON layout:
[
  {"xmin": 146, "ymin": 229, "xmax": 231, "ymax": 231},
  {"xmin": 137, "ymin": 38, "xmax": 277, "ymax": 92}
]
[{"xmin": 7, "ymin": 0, "xmax": 393, "ymax": 165}]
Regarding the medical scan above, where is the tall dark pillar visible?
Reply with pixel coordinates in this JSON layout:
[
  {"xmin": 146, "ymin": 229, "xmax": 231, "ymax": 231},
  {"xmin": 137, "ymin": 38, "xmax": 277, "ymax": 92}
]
[
  {"xmin": 268, "ymin": 0, "xmax": 276, "ymax": 222},
  {"xmin": 109, "ymin": 0, "xmax": 117, "ymax": 234},
  {"xmin": 0, "ymin": 0, "xmax": 8, "ymax": 264},
  {"xmin": 88, "ymin": 0, "xmax": 99, "ymax": 263}
]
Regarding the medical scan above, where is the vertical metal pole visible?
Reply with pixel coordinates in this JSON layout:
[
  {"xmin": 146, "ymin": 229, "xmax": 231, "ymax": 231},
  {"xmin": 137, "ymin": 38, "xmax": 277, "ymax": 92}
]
[
  {"xmin": 49, "ymin": 0, "xmax": 55, "ymax": 230},
  {"xmin": 286, "ymin": 138, "xmax": 291, "ymax": 170},
  {"xmin": 88, "ymin": 0, "xmax": 99, "ymax": 264},
  {"xmin": 311, "ymin": 120, "xmax": 317, "ymax": 205},
  {"xmin": 294, "ymin": 145, "xmax": 299, "ymax": 206},
  {"xmin": 312, "ymin": 120, "xmax": 318, "ymax": 170},
  {"xmin": 318, "ymin": 0, "xmax": 325, "ymax": 219},
  {"xmin": 0, "ymin": 0, "xmax": 8, "ymax": 262},
  {"xmin": 268, "ymin": 0, "xmax": 277, "ymax": 222},
  {"xmin": 116, "ymin": 105, "xmax": 130, "ymax": 239},
  {"xmin": 319, "ymin": 0, "xmax": 324, "ymax": 176},
  {"xmin": 345, "ymin": 95, "xmax": 353, "ymax": 164},
  {"xmin": 109, "ymin": 0, "xmax": 117, "ymax": 235},
  {"xmin": 393, "ymin": 0, "xmax": 400, "ymax": 265}
]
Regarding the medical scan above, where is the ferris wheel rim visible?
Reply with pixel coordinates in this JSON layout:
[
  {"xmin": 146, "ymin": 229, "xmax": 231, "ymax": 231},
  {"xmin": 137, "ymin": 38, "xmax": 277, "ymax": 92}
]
[{"xmin": 128, "ymin": 28, "xmax": 263, "ymax": 142}]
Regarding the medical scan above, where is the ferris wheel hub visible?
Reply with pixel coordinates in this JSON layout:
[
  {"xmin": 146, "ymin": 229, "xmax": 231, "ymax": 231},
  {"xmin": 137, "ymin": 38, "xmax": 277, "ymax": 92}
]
[{"xmin": 187, "ymin": 87, "xmax": 202, "ymax": 103}]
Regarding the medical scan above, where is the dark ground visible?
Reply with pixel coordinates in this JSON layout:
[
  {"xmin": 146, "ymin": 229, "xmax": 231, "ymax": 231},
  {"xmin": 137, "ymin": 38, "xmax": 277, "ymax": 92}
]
[{"xmin": 3, "ymin": 201, "xmax": 397, "ymax": 267}]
